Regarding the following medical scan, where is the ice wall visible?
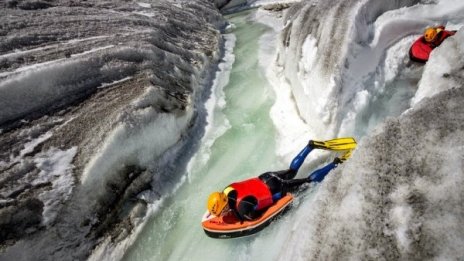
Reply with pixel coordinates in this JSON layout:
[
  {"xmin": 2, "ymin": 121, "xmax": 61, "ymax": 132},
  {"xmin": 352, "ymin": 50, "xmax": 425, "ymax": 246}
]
[
  {"xmin": 280, "ymin": 79, "xmax": 464, "ymax": 260},
  {"xmin": 0, "ymin": 0, "xmax": 226, "ymax": 259},
  {"xmin": 275, "ymin": 0, "xmax": 431, "ymax": 139},
  {"xmin": 271, "ymin": 0, "xmax": 464, "ymax": 160},
  {"xmin": 272, "ymin": 0, "xmax": 464, "ymax": 259}
]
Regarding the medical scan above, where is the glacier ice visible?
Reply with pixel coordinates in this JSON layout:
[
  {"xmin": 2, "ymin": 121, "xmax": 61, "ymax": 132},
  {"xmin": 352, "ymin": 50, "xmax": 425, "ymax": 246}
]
[
  {"xmin": 1, "ymin": 0, "xmax": 464, "ymax": 260},
  {"xmin": 0, "ymin": 0, "xmax": 228, "ymax": 259}
]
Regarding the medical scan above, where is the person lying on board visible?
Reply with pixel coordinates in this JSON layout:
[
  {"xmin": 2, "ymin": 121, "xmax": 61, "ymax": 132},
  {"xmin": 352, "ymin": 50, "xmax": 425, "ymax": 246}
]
[
  {"xmin": 423, "ymin": 25, "xmax": 456, "ymax": 48},
  {"xmin": 206, "ymin": 138, "xmax": 356, "ymax": 221},
  {"xmin": 409, "ymin": 25, "xmax": 457, "ymax": 63}
]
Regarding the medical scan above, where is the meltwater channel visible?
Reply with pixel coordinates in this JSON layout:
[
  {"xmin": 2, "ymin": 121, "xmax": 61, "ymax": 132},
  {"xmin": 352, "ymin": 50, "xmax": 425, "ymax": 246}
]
[
  {"xmin": 122, "ymin": 10, "xmax": 296, "ymax": 261},
  {"xmin": 121, "ymin": 6, "xmax": 421, "ymax": 260}
]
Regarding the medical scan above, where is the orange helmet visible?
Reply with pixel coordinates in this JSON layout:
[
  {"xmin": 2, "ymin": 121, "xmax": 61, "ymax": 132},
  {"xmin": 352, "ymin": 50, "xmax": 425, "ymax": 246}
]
[
  {"xmin": 207, "ymin": 192, "xmax": 228, "ymax": 216},
  {"xmin": 424, "ymin": 27, "xmax": 438, "ymax": 42}
]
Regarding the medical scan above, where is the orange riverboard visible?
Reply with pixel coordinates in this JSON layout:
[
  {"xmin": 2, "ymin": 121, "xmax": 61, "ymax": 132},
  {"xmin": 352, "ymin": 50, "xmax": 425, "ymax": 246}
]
[{"xmin": 201, "ymin": 193, "xmax": 294, "ymax": 238}]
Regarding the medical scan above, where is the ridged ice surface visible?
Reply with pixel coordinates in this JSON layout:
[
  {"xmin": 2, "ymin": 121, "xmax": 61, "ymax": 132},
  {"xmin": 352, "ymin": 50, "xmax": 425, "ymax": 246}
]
[{"xmin": 0, "ymin": 0, "xmax": 226, "ymax": 260}]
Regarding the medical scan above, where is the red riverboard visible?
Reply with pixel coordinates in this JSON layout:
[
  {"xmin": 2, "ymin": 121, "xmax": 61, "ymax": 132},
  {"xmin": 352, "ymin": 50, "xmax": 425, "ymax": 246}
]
[
  {"xmin": 409, "ymin": 36, "xmax": 432, "ymax": 63},
  {"xmin": 201, "ymin": 193, "xmax": 294, "ymax": 238}
]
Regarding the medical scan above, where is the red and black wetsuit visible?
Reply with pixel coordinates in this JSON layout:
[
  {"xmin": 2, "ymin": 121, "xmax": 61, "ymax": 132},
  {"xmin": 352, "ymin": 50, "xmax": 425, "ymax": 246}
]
[
  {"xmin": 224, "ymin": 145, "xmax": 339, "ymax": 221},
  {"xmin": 225, "ymin": 169, "xmax": 307, "ymax": 221}
]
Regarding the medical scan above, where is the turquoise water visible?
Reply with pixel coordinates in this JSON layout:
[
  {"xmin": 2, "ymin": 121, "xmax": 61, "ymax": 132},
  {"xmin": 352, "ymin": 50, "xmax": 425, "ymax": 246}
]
[{"xmin": 122, "ymin": 10, "xmax": 289, "ymax": 261}]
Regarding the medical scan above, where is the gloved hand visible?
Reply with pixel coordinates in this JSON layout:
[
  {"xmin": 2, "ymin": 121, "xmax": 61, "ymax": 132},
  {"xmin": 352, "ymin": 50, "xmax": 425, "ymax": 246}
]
[{"xmin": 333, "ymin": 157, "xmax": 343, "ymax": 164}]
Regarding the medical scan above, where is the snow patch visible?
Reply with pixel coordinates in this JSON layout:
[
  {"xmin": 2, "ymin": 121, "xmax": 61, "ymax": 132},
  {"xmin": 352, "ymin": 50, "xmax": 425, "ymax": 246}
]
[
  {"xmin": 299, "ymin": 35, "xmax": 318, "ymax": 82},
  {"xmin": 249, "ymin": 0, "xmax": 301, "ymax": 7},
  {"xmin": 33, "ymin": 147, "xmax": 77, "ymax": 226},
  {"xmin": 389, "ymin": 185, "xmax": 413, "ymax": 252},
  {"xmin": 0, "ymin": 36, "xmax": 111, "ymax": 60},
  {"xmin": 98, "ymin": 76, "xmax": 133, "ymax": 89},
  {"xmin": 0, "ymin": 45, "xmax": 114, "ymax": 79},
  {"xmin": 133, "ymin": 11, "xmax": 155, "ymax": 17},
  {"xmin": 20, "ymin": 131, "xmax": 53, "ymax": 158},
  {"xmin": 137, "ymin": 2, "xmax": 151, "ymax": 8},
  {"xmin": 71, "ymin": 45, "xmax": 114, "ymax": 58}
]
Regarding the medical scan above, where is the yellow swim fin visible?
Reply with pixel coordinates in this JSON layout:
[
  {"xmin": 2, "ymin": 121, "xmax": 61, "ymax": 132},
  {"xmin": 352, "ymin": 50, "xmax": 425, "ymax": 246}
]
[{"xmin": 310, "ymin": 137, "xmax": 357, "ymax": 151}]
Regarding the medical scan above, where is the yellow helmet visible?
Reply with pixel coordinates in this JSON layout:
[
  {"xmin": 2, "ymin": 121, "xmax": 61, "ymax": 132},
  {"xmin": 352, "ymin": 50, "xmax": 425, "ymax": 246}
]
[
  {"xmin": 207, "ymin": 192, "xmax": 228, "ymax": 216},
  {"xmin": 424, "ymin": 27, "xmax": 438, "ymax": 42}
]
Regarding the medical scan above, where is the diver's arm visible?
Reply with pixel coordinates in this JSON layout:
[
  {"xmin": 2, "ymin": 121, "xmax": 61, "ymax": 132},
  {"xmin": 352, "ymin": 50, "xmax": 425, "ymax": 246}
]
[{"xmin": 236, "ymin": 196, "xmax": 259, "ymax": 221}]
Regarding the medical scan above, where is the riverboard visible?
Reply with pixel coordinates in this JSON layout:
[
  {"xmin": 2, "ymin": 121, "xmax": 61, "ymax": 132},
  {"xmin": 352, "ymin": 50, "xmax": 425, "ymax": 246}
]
[
  {"xmin": 409, "ymin": 36, "xmax": 432, "ymax": 63},
  {"xmin": 201, "ymin": 193, "xmax": 293, "ymax": 238}
]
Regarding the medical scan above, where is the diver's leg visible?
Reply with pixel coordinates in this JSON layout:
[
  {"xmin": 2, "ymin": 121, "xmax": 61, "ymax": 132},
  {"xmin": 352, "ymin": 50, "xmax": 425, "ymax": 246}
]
[
  {"xmin": 258, "ymin": 173, "xmax": 285, "ymax": 201},
  {"xmin": 283, "ymin": 178, "xmax": 310, "ymax": 188},
  {"xmin": 308, "ymin": 162, "xmax": 337, "ymax": 182},
  {"xmin": 289, "ymin": 144, "xmax": 313, "ymax": 172},
  {"xmin": 277, "ymin": 178, "xmax": 311, "ymax": 196},
  {"xmin": 272, "ymin": 169, "xmax": 297, "ymax": 180},
  {"xmin": 262, "ymin": 173, "xmax": 310, "ymax": 200},
  {"xmin": 280, "ymin": 159, "xmax": 341, "ymax": 193},
  {"xmin": 268, "ymin": 142, "xmax": 314, "ymax": 180}
]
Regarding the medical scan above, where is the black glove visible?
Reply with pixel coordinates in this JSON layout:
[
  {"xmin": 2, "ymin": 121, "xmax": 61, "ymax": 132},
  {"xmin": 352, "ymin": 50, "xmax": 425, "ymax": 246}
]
[{"xmin": 333, "ymin": 157, "xmax": 343, "ymax": 164}]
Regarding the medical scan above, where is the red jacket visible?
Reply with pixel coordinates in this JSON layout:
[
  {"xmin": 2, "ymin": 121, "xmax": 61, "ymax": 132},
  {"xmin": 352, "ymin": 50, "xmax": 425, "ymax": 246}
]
[{"xmin": 229, "ymin": 178, "xmax": 273, "ymax": 211}]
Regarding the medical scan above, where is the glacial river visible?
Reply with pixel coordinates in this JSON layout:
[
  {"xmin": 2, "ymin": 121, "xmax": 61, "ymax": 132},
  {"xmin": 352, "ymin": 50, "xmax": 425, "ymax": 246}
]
[
  {"xmin": 122, "ymin": 9, "xmax": 297, "ymax": 261},
  {"xmin": 121, "ymin": 6, "xmax": 420, "ymax": 260}
]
